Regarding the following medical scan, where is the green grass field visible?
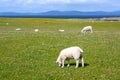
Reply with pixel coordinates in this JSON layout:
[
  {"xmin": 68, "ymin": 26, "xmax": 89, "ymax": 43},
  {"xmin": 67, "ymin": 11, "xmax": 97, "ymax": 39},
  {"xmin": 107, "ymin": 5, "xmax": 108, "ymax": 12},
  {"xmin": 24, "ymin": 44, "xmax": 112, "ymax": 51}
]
[{"xmin": 0, "ymin": 18, "xmax": 120, "ymax": 80}]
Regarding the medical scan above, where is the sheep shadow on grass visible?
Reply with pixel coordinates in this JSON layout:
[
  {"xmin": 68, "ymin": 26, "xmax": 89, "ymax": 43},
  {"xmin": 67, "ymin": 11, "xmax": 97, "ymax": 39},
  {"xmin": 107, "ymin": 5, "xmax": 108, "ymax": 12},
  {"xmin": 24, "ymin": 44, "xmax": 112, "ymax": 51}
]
[{"xmin": 64, "ymin": 63, "xmax": 89, "ymax": 67}]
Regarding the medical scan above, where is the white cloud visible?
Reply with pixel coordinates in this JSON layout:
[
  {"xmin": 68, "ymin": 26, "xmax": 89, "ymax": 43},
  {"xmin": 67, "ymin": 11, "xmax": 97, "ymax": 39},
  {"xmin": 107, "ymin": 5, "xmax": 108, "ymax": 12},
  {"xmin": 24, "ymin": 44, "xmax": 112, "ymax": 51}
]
[
  {"xmin": 36, "ymin": 0, "xmax": 104, "ymax": 4},
  {"xmin": 8, "ymin": 0, "xmax": 105, "ymax": 4},
  {"xmin": 18, "ymin": 0, "xmax": 34, "ymax": 4},
  {"xmin": 0, "ymin": 0, "xmax": 108, "ymax": 5},
  {"xmin": 0, "ymin": 0, "xmax": 120, "ymax": 12},
  {"xmin": 27, "ymin": 0, "xmax": 33, "ymax": 3}
]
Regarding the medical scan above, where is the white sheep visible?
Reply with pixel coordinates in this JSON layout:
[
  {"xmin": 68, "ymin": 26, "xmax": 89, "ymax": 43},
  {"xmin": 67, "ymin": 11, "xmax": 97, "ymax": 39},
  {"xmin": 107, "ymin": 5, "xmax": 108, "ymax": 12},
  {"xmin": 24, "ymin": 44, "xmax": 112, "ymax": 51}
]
[
  {"xmin": 34, "ymin": 29, "xmax": 39, "ymax": 32},
  {"xmin": 81, "ymin": 26, "xmax": 93, "ymax": 34},
  {"xmin": 59, "ymin": 29, "xmax": 64, "ymax": 32},
  {"xmin": 6, "ymin": 23, "xmax": 9, "ymax": 25},
  {"xmin": 15, "ymin": 28, "xmax": 21, "ymax": 31},
  {"xmin": 56, "ymin": 46, "xmax": 84, "ymax": 68}
]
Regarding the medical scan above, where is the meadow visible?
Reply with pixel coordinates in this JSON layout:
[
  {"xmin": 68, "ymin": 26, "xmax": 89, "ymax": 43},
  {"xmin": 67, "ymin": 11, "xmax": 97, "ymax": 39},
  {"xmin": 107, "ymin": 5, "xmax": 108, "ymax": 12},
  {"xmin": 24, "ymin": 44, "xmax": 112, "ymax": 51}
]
[{"xmin": 0, "ymin": 18, "xmax": 120, "ymax": 80}]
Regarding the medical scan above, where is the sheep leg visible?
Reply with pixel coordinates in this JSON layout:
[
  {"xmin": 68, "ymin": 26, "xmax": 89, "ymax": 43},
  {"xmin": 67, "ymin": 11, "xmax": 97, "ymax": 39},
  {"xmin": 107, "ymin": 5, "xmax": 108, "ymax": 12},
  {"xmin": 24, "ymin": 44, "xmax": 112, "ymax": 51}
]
[
  {"xmin": 67, "ymin": 59, "xmax": 70, "ymax": 67},
  {"xmin": 61, "ymin": 60, "xmax": 65, "ymax": 68},
  {"xmin": 91, "ymin": 30, "xmax": 93, "ymax": 33},
  {"xmin": 75, "ymin": 60, "xmax": 79, "ymax": 68},
  {"xmin": 81, "ymin": 57, "xmax": 84, "ymax": 67},
  {"xmin": 59, "ymin": 64, "xmax": 61, "ymax": 67}
]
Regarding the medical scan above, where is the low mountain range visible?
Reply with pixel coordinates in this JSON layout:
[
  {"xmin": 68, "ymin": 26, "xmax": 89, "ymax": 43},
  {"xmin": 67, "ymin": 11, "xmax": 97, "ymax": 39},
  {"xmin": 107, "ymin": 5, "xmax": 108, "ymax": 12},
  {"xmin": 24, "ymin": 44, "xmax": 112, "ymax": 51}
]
[{"xmin": 0, "ymin": 11, "xmax": 120, "ymax": 18}]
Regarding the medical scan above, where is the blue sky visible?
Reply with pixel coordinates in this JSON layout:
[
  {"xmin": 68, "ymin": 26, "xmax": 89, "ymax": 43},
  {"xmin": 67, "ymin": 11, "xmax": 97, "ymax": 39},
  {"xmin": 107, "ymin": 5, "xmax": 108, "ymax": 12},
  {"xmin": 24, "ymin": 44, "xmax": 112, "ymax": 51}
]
[{"xmin": 0, "ymin": 0, "xmax": 120, "ymax": 12}]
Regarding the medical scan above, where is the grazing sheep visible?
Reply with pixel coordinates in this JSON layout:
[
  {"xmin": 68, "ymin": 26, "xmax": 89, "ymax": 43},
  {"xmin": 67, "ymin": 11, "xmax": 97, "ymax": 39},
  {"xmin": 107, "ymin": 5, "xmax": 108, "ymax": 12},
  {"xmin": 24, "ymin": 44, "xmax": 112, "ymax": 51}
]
[
  {"xmin": 34, "ymin": 29, "xmax": 39, "ymax": 32},
  {"xmin": 81, "ymin": 26, "xmax": 93, "ymax": 34},
  {"xmin": 59, "ymin": 29, "xmax": 64, "ymax": 32},
  {"xmin": 16, "ymin": 28, "xmax": 21, "ymax": 31},
  {"xmin": 56, "ymin": 46, "xmax": 84, "ymax": 68},
  {"xmin": 6, "ymin": 23, "xmax": 9, "ymax": 25}
]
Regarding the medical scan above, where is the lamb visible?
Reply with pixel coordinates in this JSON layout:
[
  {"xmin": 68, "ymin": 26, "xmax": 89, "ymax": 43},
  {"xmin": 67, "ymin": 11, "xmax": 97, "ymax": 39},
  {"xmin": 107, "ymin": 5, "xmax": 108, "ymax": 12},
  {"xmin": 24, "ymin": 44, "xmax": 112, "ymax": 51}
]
[
  {"xmin": 56, "ymin": 46, "xmax": 84, "ymax": 68},
  {"xmin": 81, "ymin": 26, "xmax": 93, "ymax": 34}
]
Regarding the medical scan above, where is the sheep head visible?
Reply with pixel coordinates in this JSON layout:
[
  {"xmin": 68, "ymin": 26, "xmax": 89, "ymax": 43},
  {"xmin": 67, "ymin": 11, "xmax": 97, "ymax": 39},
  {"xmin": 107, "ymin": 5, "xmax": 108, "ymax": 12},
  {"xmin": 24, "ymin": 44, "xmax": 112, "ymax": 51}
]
[{"xmin": 56, "ymin": 57, "xmax": 62, "ymax": 67}]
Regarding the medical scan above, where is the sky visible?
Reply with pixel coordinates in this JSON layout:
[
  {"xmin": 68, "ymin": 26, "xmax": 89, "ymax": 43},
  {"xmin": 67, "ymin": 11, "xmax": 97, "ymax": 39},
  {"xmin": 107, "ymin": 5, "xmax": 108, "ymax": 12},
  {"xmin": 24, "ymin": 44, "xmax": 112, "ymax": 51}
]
[{"xmin": 0, "ymin": 0, "xmax": 120, "ymax": 13}]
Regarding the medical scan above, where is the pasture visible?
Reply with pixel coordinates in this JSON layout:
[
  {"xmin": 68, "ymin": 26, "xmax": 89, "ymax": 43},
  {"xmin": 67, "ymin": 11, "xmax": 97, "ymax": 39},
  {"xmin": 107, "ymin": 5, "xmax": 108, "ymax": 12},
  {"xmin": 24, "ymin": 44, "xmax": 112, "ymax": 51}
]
[{"xmin": 0, "ymin": 18, "xmax": 120, "ymax": 80}]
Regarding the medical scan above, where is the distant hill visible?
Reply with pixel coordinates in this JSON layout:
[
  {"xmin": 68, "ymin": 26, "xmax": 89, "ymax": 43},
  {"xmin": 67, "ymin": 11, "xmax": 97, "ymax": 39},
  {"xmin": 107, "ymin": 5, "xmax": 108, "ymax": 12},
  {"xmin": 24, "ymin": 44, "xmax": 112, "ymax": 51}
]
[{"xmin": 0, "ymin": 11, "xmax": 120, "ymax": 18}]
